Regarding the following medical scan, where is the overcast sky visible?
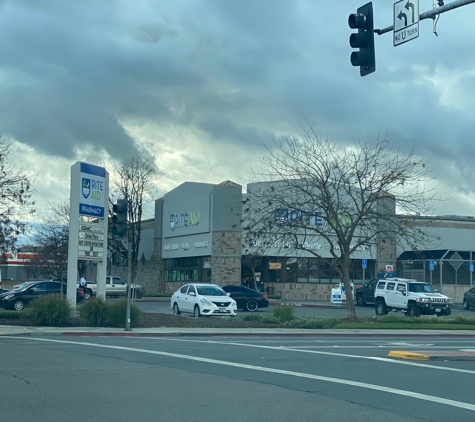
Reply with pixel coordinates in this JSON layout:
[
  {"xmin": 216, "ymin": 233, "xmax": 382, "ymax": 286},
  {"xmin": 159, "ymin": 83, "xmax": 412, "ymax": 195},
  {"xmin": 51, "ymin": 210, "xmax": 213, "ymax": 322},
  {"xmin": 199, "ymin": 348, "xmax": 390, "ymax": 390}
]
[{"xmin": 1, "ymin": 0, "xmax": 474, "ymax": 225}]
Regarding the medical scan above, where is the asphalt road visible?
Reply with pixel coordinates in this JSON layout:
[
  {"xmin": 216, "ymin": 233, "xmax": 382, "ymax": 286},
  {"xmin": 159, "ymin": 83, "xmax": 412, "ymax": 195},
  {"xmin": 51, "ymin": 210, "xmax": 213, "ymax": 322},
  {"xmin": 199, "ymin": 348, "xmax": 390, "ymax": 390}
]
[
  {"xmin": 2, "ymin": 334, "xmax": 475, "ymax": 421},
  {"xmin": 136, "ymin": 299, "xmax": 469, "ymax": 319}
]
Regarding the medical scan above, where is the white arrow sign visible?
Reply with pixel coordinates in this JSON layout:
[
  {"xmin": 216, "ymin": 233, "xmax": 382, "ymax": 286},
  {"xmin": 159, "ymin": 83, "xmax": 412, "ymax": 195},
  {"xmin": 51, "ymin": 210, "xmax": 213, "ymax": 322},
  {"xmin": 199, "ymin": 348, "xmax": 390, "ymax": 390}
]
[{"xmin": 394, "ymin": 0, "xmax": 419, "ymax": 46}]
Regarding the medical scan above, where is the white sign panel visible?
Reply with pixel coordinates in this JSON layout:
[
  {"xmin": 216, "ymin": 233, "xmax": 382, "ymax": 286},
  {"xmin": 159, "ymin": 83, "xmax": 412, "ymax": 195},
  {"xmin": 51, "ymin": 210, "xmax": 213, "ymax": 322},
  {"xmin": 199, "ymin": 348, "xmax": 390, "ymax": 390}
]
[
  {"xmin": 394, "ymin": 0, "xmax": 419, "ymax": 46},
  {"xmin": 79, "ymin": 163, "xmax": 106, "ymax": 217}
]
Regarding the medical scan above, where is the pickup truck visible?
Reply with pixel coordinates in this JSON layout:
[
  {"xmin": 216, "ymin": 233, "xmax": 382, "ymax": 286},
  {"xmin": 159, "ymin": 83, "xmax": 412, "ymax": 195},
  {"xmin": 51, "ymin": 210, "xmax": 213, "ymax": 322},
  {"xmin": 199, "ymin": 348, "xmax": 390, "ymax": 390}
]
[{"xmin": 77, "ymin": 276, "xmax": 145, "ymax": 299}]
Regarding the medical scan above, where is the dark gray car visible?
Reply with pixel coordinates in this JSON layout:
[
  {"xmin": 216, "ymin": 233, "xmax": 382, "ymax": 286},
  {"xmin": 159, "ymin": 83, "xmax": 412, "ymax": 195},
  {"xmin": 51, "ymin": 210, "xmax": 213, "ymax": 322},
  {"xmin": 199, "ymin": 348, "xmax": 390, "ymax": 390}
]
[{"xmin": 355, "ymin": 279, "xmax": 378, "ymax": 306}]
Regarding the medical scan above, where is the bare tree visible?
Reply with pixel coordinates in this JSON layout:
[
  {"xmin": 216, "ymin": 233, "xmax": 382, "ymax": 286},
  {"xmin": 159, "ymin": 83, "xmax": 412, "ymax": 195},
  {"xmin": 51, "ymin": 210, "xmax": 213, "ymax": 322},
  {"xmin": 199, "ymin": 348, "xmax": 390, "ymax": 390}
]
[
  {"xmin": 0, "ymin": 138, "xmax": 36, "ymax": 256},
  {"xmin": 244, "ymin": 125, "xmax": 440, "ymax": 319},
  {"xmin": 111, "ymin": 156, "xmax": 160, "ymax": 288},
  {"xmin": 26, "ymin": 201, "xmax": 86, "ymax": 288},
  {"xmin": 241, "ymin": 254, "xmax": 262, "ymax": 290}
]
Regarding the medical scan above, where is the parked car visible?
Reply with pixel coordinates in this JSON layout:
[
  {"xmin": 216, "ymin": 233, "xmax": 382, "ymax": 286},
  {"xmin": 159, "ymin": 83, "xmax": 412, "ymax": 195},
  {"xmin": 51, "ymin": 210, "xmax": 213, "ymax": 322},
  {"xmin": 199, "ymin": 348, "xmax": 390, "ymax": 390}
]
[
  {"xmin": 463, "ymin": 287, "xmax": 475, "ymax": 310},
  {"xmin": 12, "ymin": 281, "xmax": 36, "ymax": 291},
  {"xmin": 355, "ymin": 279, "xmax": 380, "ymax": 306},
  {"xmin": 0, "ymin": 281, "xmax": 85, "ymax": 311},
  {"xmin": 76, "ymin": 276, "xmax": 145, "ymax": 299},
  {"xmin": 221, "ymin": 285, "xmax": 269, "ymax": 312},
  {"xmin": 170, "ymin": 283, "xmax": 237, "ymax": 318}
]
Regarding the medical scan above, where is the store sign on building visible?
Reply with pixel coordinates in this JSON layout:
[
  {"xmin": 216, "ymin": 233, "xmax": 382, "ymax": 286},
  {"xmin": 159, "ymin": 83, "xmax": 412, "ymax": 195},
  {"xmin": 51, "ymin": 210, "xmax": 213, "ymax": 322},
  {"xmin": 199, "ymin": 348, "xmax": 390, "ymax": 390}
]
[
  {"xmin": 274, "ymin": 208, "xmax": 323, "ymax": 226},
  {"xmin": 169, "ymin": 210, "xmax": 200, "ymax": 232}
]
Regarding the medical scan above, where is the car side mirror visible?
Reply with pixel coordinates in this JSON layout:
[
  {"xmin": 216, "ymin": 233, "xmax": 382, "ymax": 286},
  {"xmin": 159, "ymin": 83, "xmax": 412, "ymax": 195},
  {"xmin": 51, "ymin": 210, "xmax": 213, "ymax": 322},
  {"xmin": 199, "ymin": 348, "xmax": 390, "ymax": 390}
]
[
  {"xmin": 363, "ymin": 283, "xmax": 368, "ymax": 288},
  {"xmin": 226, "ymin": 293, "xmax": 231, "ymax": 296},
  {"xmin": 189, "ymin": 292, "xmax": 196, "ymax": 296}
]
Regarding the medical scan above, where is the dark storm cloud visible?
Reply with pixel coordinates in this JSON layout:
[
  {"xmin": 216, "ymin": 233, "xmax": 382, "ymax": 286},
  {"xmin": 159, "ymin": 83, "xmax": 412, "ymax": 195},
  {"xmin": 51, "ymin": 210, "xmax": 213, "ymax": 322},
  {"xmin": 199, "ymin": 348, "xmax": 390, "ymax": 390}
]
[{"xmin": 0, "ymin": 0, "xmax": 474, "ymax": 216}]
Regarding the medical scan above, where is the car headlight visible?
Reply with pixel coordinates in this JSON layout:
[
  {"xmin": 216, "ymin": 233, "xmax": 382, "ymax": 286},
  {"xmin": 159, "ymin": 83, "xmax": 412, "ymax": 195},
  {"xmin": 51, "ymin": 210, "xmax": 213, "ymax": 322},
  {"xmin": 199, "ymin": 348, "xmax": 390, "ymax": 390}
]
[
  {"xmin": 416, "ymin": 297, "xmax": 431, "ymax": 303},
  {"xmin": 199, "ymin": 298, "xmax": 213, "ymax": 306},
  {"xmin": 3, "ymin": 294, "xmax": 15, "ymax": 300},
  {"xmin": 231, "ymin": 300, "xmax": 236, "ymax": 307}
]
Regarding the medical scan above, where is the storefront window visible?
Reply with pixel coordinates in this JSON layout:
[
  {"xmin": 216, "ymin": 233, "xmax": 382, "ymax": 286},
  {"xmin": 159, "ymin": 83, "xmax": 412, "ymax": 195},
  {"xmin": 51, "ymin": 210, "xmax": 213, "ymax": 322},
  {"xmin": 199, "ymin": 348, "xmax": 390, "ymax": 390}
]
[{"xmin": 164, "ymin": 257, "xmax": 207, "ymax": 282}]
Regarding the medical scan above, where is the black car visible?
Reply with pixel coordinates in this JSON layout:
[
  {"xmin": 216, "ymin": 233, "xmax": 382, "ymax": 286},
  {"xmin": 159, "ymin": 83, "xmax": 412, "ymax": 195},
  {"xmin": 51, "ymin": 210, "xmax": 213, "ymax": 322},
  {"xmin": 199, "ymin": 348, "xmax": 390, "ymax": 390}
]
[
  {"xmin": 463, "ymin": 287, "xmax": 475, "ymax": 310},
  {"xmin": 221, "ymin": 285, "xmax": 269, "ymax": 312},
  {"xmin": 0, "ymin": 281, "xmax": 85, "ymax": 311},
  {"xmin": 355, "ymin": 278, "xmax": 383, "ymax": 306}
]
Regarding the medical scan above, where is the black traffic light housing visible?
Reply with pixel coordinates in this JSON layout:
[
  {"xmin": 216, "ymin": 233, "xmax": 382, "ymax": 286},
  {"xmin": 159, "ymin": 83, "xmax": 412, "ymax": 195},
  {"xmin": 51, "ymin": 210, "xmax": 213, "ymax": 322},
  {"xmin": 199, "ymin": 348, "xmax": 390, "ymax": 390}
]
[
  {"xmin": 349, "ymin": 2, "xmax": 375, "ymax": 77},
  {"xmin": 112, "ymin": 199, "xmax": 128, "ymax": 238}
]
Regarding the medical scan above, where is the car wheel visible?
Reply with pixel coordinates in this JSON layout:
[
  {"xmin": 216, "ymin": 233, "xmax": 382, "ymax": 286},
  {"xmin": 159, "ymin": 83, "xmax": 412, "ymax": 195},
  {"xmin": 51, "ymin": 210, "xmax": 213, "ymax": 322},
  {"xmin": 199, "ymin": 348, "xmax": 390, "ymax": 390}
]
[
  {"xmin": 406, "ymin": 304, "xmax": 421, "ymax": 317},
  {"xmin": 246, "ymin": 300, "xmax": 258, "ymax": 312},
  {"xmin": 375, "ymin": 299, "xmax": 388, "ymax": 316},
  {"xmin": 172, "ymin": 302, "xmax": 181, "ymax": 315},
  {"xmin": 193, "ymin": 305, "xmax": 201, "ymax": 318},
  {"xmin": 13, "ymin": 300, "xmax": 25, "ymax": 311},
  {"xmin": 463, "ymin": 300, "xmax": 470, "ymax": 310},
  {"xmin": 443, "ymin": 307, "xmax": 452, "ymax": 316},
  {"xmin": 83, "ymin": 290, "xmax": 92, "ymax": 300},
  {"xmin": 356, "ymin": 294, "xmax": 365, "ymax": 306}
]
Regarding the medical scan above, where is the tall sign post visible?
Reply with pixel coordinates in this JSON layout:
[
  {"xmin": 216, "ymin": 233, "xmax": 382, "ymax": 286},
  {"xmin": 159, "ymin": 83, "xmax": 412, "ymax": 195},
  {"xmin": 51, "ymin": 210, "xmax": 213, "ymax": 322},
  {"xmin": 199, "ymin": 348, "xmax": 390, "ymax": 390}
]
[
  {"xmin": 67, "ymin": 162, "xmax": 109, "ymax": 305},
  {"xmin": 362, "ymin": 258, "xmax": 367, "ymax": 283},
  {"xmin": 429, "ymin": 259, "xmax": 434, "ymax": 284}
]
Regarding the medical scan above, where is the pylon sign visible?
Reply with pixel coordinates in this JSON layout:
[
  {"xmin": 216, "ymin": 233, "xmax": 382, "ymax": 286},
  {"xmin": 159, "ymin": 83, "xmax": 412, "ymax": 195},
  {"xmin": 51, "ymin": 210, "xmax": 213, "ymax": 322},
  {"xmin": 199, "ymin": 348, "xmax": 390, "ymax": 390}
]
[
  {"xmin": 394, "ymin": 0, "xmax": 419, "ymax": 46},
  {"xmin": 79, "ymin": 163, "xmax": 106, "ymax": 217}
]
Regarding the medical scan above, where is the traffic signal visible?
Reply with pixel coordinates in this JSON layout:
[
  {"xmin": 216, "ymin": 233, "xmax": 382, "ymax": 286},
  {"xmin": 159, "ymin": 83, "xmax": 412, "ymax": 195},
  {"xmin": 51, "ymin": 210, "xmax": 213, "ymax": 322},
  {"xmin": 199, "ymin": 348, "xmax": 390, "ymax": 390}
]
[
  {"xmin": 348, "ymin": 2, "xmax": 375, "ymax": 77},
  {"xmin": 112, "ymin": 199, "xmax": 128, "ymax": 238}
]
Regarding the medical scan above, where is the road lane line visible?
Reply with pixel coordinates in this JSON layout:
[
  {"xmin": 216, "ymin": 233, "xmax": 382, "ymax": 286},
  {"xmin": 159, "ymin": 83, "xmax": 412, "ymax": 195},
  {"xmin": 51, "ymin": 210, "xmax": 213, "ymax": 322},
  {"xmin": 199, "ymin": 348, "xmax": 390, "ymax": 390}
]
[
  {"xmin": 152, "ymin": 337, "xmax": 475, "ymax": 375},
  {"xmin": 6, "ymin": 336, "xmax": 475, "ymax": 413}
]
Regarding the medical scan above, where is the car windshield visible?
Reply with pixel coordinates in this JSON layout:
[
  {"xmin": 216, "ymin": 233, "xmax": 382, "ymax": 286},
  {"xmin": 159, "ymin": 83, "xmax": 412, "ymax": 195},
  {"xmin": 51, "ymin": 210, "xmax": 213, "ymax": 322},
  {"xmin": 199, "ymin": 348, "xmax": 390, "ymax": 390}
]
[
  {"xmin": 197, "ymin": 286, "xmax": 226, "ymax": 296},
  {"xmin": 409, "ymin": 283, "xmax": 436, "ymax": 293},
  {"xmin": 15, "ymin": 282, "xmax": 34, "ymax": 292}
]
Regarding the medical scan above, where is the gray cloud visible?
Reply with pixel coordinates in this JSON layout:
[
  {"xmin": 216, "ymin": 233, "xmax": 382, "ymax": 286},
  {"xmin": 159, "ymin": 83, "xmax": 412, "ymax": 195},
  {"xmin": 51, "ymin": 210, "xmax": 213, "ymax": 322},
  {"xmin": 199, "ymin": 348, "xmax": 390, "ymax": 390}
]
[{"xmin": 0, "ymin": 0, "xmax": 473, "ymax": 217}]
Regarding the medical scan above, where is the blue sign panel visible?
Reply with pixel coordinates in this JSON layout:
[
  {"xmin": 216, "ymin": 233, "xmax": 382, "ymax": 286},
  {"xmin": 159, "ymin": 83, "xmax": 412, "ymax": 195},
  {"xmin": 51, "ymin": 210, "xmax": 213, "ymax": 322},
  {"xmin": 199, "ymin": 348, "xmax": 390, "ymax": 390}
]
[
  {"xmin": 470, "ymin": 262, "xmax": 474, "ymax": 273},
  {"xmin": 79, "ymin": 163, "xmax": 106, "ymax": 217},
  {"xmin": 362, "ymin": 258, "xmax": 367, "ymax": 269},
  {"xmin": 429, "ymin": 260, "xmax": 434, "ymax": 271}
]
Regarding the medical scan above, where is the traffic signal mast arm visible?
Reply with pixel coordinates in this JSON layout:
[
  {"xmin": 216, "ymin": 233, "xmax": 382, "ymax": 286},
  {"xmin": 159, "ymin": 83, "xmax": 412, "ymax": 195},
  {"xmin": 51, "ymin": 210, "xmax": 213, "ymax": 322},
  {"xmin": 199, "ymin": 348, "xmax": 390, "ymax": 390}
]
[{"xmin": 374, "ymin": 0, "xmax": 475, "ymax": 35}]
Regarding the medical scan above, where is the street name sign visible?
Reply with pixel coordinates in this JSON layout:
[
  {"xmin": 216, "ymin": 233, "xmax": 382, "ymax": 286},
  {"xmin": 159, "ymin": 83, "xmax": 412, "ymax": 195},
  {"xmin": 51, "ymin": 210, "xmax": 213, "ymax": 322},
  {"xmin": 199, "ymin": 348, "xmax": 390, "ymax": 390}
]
[{"xmin": 394, "ymin": 0, "xmax": 419, "ymax": 46}]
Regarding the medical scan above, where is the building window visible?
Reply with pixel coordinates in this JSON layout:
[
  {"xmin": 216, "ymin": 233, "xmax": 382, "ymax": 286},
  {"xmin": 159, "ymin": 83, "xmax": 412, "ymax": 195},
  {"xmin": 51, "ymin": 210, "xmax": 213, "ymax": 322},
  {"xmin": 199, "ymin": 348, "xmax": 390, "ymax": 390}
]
[{"xmin": 164, "ymin": 257, "xmax": 208, "ymax": 282}]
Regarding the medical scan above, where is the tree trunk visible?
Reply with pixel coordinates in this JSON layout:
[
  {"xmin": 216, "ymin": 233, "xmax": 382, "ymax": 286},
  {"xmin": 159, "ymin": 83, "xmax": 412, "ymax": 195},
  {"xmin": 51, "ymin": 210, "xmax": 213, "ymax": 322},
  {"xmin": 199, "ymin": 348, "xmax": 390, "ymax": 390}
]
[{"xmin": 341, "ymin": 261, "xmax": 357, "ymax": 319}]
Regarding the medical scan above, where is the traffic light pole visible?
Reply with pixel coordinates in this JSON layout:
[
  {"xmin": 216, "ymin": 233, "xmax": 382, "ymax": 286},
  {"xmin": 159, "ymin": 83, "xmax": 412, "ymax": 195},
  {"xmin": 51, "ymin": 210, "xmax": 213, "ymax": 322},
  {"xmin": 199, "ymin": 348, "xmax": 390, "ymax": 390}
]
[
  {"xmin": 125, "ymin": 222, "xmax": 132, "ymax": 331},
  {"xmin": 374, "ymin": 0, "xmax": 475, "ymax": 35},
  {"xmin": 125, "ymin": 206, "xmax": 132, "ymax": 331}
]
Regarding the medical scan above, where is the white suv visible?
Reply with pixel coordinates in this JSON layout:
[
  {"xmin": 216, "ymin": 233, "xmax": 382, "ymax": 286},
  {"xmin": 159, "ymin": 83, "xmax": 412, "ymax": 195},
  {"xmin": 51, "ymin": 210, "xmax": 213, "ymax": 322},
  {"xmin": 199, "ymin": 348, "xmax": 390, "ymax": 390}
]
[{"xmin": 374, "ymin": 278, "xmax": 452, "ymax": 317}]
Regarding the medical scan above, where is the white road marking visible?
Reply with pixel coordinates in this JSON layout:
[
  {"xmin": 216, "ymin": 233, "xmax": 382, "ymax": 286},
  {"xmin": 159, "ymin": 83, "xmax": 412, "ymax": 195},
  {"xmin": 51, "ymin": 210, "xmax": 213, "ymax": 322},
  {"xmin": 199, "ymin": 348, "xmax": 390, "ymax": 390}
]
[
  {"xmin": 7, "ymin": 336, "xmax": 475, "ymax": 413},
  {"xmin": 152, "ymin": 338, "xmax": 475, "ymax": 375}
]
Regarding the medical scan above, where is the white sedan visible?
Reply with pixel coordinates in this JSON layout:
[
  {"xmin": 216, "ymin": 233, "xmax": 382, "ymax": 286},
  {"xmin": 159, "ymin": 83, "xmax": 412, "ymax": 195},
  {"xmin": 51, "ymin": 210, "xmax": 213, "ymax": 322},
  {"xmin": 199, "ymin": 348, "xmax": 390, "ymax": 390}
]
[{"xmin": 171, "ymin": 283, "xmax": 237, "ymax": 318}]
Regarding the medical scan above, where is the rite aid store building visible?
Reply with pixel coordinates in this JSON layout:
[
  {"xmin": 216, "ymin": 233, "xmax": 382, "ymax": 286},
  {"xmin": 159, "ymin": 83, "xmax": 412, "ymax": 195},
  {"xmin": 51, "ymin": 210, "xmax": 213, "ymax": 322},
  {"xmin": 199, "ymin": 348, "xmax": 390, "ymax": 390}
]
[{"xmin": 135, "ymin": 180, "xmax": 475, "ymax": 303}]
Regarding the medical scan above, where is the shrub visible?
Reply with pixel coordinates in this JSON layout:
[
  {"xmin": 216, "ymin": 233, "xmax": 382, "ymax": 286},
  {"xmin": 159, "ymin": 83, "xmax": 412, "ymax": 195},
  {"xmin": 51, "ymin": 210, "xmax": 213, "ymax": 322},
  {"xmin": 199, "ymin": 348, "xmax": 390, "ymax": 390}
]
[
  {"xmin": 26, "ymin": 294, "xmax": 73, "ymax": 326},
  {"xmin": 78, "ymin": 296, "xmax": 108, "ymax": 326},
  {"xmin": 106, "ymin": 298, "xmax": 142, "ymax": 328},
  {"xmin": 285, "ymin": 317, "xmax": 340, "ymax": 329},
  {"xmin": 0, "ymin": 310, "xmax": 25, "ymax": 319},
  {"xmin": 273, "ymin": 305, "xmax": 294, "ymax": 322}
]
